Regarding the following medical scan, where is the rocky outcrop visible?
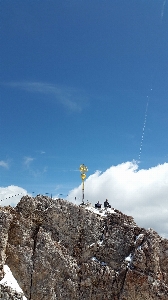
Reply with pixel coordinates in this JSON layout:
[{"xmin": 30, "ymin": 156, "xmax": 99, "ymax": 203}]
[
  {"xmin": 0, "ymin": 207, "xmax": 14, "ymax": 280},
  {"xmin": 0, "ymin": 284, "xmax": 24, "ymax": 300},
  {"xmin": 0, "ymin": 196, "xmax": 168, "ymax": 299}
]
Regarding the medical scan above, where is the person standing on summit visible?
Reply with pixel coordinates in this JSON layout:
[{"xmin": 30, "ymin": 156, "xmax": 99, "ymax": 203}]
[{"xmin": 104, "ymin": 199, "xmax": 111, "ymax": 208}]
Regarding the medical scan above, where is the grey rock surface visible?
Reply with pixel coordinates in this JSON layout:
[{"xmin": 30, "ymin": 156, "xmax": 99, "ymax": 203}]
[
  {"xmin": 0, "ymin": 196, "xmax": 168, "ymax": 299},
  {"xmin": 0, "ymin": 284, "xmax": 24, "ymax": 300}
]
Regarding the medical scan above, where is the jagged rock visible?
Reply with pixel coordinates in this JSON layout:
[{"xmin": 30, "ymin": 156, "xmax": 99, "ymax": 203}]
[
  {"xmin": 0, "ymin": 196, "xmax": 168, "ymax": 299},
  {"xmin": 0, "ymin": 207, "xmax": 14, "ymax": 280},
  {"xmin": 0, "ymin": 284, "xmax": 24, "ymax": 300}
]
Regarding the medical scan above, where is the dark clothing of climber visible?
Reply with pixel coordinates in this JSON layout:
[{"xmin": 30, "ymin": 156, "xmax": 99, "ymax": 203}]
[
  {"xmin": 104, "ymin": 199, "xmax": 111, "ymax": 208},
  {"xmin": 95, "ymin": 201, "xmax": 102, "ymax": 208}
]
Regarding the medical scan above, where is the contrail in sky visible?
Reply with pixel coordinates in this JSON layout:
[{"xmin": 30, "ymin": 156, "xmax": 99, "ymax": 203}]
[
  {"xmin": 138, "ymin": 92, "xmax": 151, "ymax": 163},
  {"xmin": 161, "ymin": 0, "xmax": 167, "ymax": 21}
]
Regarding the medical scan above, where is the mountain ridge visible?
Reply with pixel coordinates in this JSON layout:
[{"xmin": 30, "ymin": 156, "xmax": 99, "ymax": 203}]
[{"xmin": 0, "ymin": 195, "xmax": 168, "ymax": 299}]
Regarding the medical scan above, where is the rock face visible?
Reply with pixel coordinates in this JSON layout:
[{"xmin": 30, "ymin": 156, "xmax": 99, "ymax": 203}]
[
  {"xmin": 0, "ymin": 196, "xmax": 168, "ymax": 299},
  {"xmin": 0, "ymin": 284, "xmax": 24, "ymax": 300}
]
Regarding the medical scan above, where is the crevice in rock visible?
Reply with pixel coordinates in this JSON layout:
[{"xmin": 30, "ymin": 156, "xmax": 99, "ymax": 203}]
[
  {"xmin": 29, "ymin": 224, "xmax": 41, "ymax": 300},
  {"xmin": 118, "ymin": 266, "xmax": 129, "ymax": 299},
  {"xmin": 77, "ymin": 228, "xmax": 85, "ymax": 297}
]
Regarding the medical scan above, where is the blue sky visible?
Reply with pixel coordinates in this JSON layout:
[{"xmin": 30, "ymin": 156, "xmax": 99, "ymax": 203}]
[{"xmin": 1, "ymin": 0, "xmax": 168, "ymax": 200}]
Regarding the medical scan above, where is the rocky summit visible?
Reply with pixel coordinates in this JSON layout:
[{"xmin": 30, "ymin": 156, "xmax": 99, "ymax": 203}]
[{"xmin": 0, "ymin": 196, "xmax": 168, "ymax": 300}]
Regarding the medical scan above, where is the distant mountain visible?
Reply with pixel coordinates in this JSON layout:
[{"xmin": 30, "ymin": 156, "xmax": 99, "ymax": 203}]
[{"xmin": 0, "ymin": 196, "xmax": 168, "ymax": 299}]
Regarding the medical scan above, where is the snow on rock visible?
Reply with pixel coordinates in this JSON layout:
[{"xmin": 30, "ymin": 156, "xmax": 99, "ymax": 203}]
[
  {"xmin": 85, "ymin": 205, "xmax": 116, "ymax": 216},
  {"xmin": 0, "ymin": 265, "xmax": 26, "ymax": 298}
]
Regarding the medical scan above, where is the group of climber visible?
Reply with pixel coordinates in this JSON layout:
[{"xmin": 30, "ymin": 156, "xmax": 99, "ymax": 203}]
[
  {"xmin": 79, "ymin": 198, "xmax": 111, "ymax": 209},
  {"xmin": 95, "ymin": 199, "xmax": 111, "ymax": 209}
]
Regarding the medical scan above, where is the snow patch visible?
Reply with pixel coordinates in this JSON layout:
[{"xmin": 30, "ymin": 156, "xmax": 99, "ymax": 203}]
[
  {"xmin": 0, "ymin": 265, "xmax": 27, "ymax": 299},
  {"xmin": 85, "ymin": 206, "xmax": 116, "ymax": 216}
]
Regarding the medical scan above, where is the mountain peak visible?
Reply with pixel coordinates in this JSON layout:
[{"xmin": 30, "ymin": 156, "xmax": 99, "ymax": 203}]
[{"xmin": 0, "ymin": 195, "xmax": 168, "ymax": 299}]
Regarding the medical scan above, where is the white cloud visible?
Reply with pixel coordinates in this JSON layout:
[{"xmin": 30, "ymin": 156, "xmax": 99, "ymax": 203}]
[
  {"xmin": 0, "ymin": 160, "xmax": 9, "ymax": 169},
  {"xmin": 0, "ymin": 185, "xmax": 28, "ymax": 207},
  {"xmin": 40, "ymin": 151, "xmax": 45, "ymax": 154},
  {"xmin": 23, "ymin": 156, "xmax": 47, "ymax": 178},
  {"xmin": 67, "ymin": 161, "xmax": 168, "ymax": 239},
  {"xmin": 6, "ymin": 81, "xmax": 88, "ymax": 112},
  {"xmin": 23, "ymin": 156, "xmax": 34, "ymax": 167}
]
